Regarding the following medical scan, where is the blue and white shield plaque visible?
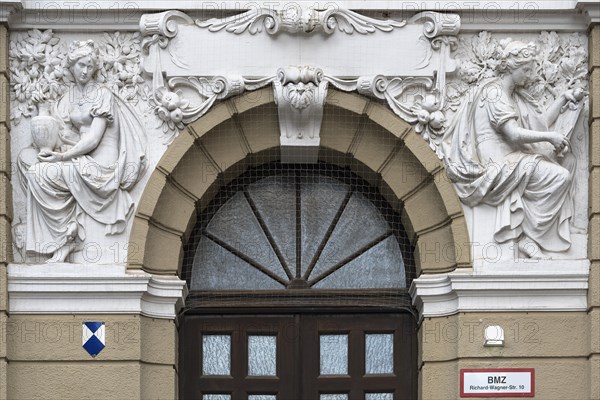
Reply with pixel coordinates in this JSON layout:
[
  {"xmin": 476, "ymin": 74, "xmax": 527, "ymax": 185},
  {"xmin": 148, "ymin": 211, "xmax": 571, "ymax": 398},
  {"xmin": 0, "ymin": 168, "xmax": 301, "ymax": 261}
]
[{"xmin": 82, "ymin": 322, "xmax": 105, "ymax": 357}]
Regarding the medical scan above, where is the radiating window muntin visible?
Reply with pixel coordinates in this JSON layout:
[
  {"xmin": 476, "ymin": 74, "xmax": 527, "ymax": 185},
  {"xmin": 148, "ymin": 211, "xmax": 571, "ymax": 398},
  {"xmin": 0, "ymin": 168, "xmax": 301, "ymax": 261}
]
[{"xmin": 184, "ymin": 163, "xmax": 413, "ymax": 294}]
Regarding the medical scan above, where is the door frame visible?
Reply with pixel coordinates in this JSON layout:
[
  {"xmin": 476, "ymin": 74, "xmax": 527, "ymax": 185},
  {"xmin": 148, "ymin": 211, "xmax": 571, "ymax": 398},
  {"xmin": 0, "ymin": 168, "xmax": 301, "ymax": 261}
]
[{"xmin": 179, "ymin": 309, "xmax": 418, "ymax": 400}]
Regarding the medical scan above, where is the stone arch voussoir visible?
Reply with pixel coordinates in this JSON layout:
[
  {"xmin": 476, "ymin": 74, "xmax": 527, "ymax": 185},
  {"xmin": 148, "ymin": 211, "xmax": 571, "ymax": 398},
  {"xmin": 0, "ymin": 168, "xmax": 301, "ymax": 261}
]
[{"xmin": 128, "ymin": 88, "xmax": 470, "ymax": 275}]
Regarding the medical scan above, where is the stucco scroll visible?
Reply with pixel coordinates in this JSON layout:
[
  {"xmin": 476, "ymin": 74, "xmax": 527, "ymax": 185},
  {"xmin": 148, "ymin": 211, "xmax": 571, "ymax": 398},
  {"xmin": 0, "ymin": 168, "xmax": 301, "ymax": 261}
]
[{"xmin": 139, "ymin": 8, "xmax": 460, "ymax": 152}]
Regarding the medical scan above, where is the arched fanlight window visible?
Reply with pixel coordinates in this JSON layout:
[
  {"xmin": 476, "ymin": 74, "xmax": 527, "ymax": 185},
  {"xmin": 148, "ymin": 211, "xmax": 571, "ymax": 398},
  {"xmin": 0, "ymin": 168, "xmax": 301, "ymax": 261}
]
[{"xmin": 183, "ymin": 163, "xmax": 414, "ymax": 304}]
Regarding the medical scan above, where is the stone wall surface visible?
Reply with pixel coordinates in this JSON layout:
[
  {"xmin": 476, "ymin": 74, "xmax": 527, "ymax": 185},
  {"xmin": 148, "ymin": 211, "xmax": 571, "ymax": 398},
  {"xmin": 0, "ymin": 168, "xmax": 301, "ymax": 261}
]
[
  {"xmin": 0, "ymin": 22, "xmax": 10, "ymax": 400},
  {"xmin": 5, "ymin": 315, "xmax": 176, "ymax": 400},
  {"xmin": 419, "ymin": 312, "xmax": 591, "ymax": 400},
  {"xmin": 589, "ymin": 22, "xmax": 600, "ymax": 400}
]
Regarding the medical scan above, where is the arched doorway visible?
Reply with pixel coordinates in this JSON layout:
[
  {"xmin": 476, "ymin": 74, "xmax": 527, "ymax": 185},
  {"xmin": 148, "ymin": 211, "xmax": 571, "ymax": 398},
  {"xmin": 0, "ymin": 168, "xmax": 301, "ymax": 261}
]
[
  {"xmin": 128, "ymin": 89, "xmax": 468, "ymax": 400},
  {"xmin": 179, "ymin": 163, "xmax": 417, "ymax": 400}
]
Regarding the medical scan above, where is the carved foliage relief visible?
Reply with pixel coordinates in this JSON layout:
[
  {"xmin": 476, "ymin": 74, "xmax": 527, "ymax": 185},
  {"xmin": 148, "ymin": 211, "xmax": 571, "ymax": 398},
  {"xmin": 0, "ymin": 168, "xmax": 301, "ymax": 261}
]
[
  {"xmin": 9, "ymin": 30, "xmax": 147, "ymax": 125},
  {"xmin": 8, "ymin": 8, "xmax": 590, "ymax": 264},
  {"xmin": 448, "ymin": 31, "xmax": 588, "ymax": 114}
]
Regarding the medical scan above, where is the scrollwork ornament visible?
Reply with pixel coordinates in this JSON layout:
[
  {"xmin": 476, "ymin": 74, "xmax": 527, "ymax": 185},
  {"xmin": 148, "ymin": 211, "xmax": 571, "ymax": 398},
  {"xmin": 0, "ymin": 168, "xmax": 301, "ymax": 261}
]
[
  {"xmin": 195, "ymin": 6, "xmax": 405, "ymax": 35},
  {"xmin": 431, "ymin": 36, "xmax": 459, "ymax": 52},
  {"xmin": 196, "ymin": 8, "xmax": 281, "ymax": 35},
  {"xmin": 410, "ymin": 12, "xmax": 461, "ymax": 40},
  {"xmin": 149, "ymin": 75, "xmax": 272, "ymax": 145},
  {"xmin": 319, "ymin": 8, "xmax": 406, "ymax": 34},
  {"xmin": 140, "ymin": 10, "xmax": 194, "ymax": 38},
  {"xmin": 356, "ymin": 75, "xmax": 388, "ymax": 100},
  {"xmin": 327, "ymin": 73, "xmax": 445, "ymax": 157}
]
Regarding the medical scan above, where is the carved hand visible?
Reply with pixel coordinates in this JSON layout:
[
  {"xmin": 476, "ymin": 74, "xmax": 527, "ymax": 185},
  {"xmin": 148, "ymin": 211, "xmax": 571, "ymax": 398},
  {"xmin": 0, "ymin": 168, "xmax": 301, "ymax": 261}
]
[
  {"xmin": 547, "ymin": 131, "xmax": 569, "ymax": 153},
  {"xmin": 564, "ymin": 88, "xmax": 586, "ymax": 103},
  {"xmin": 37, "ymin": 150, "xmax": 63, "ymax": 163}
]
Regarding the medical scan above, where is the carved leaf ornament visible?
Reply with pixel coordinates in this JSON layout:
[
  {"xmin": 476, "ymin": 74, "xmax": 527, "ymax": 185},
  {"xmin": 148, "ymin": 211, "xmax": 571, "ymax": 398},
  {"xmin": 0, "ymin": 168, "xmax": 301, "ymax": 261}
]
[
  {"xmin": 196, "ymin": 7, "xmax": 406, "ymax": 35},
  {"xmin": 138, "ymin": 9, "xmax": 459, "ymax": 148},
  {"xmin": 10, "ymin": 30, "xmax": 146, "ymax": 125}
]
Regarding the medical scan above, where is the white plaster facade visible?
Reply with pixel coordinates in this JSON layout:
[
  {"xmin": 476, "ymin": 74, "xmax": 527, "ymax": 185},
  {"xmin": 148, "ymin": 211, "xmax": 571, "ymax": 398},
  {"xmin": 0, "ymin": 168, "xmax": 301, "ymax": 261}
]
[{"xmin": 0, "ymin": 1, "xmax": 598, "ymax": 399}]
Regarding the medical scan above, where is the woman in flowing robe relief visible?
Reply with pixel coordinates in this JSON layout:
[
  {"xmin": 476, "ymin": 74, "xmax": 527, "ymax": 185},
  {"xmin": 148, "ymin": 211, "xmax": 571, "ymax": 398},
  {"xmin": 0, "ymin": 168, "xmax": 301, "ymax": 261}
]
[
  {"xmin": 24, "ymin": 40, "xmax": 147, "ymax": 262},
  {"xmin": 443, "ymin": 39, "xmax": 584, "ymax": 258}
]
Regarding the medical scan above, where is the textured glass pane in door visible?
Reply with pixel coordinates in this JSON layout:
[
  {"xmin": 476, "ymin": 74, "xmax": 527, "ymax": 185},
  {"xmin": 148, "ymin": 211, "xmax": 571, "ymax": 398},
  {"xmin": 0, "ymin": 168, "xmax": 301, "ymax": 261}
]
[
  {"xmin": 365, "ymin": 333, "xmax": 394, "ymax": 374},
  {"xmin": 319, "ymin": 334, "xmax": 348, "ymax": 375},
  {"xmin": 248, "ymin": 335, "xmax": 277, "ymax": 376},
  {"xmin": 365, "ymin": 393, "xmax": 393, "ymax": 400},
  {"xmin": 202, "ymin": 335, "xmax": 231, "ymax": 375},
  {"xmin": 320, "ymin": 395, "xmax": 348, "ymax": 400},
  {"xmin": 203, "ymin": 395, "xmax": 231, "ymax": 400}
]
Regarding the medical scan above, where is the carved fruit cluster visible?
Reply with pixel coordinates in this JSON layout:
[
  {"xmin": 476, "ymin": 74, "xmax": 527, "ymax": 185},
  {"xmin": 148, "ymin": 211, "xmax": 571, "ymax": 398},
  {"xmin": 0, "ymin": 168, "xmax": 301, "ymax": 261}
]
[
  {"xmin": 150, "ymin": 88, "xmax": 189, "ymax": 134},
  {"xmin": 412, "ymin": 93, "xmax": 446, "ymax": 158}
]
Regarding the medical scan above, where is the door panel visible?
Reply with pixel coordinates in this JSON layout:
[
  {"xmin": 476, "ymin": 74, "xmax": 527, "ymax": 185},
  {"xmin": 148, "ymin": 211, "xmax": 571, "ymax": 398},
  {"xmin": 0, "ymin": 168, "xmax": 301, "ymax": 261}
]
[
  {"xmin": 301, "ymin": 314, "xmax": 416, "ymax": 400},
  {"xmin": 180, "ymin": 315, "xmax": 298, "ymax": 400},
  {"xmin": 180, "ymin": 313, "xmax": 416, "ymax": 400}
]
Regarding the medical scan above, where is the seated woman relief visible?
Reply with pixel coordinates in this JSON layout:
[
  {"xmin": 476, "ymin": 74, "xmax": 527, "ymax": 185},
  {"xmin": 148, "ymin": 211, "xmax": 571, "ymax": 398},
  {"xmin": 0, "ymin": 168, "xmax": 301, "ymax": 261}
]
[
  {"xmin": 17, "ymin": 40, "xmax": 147, "ymax": 263},
  {"xmin": 443, "ymin": 36, "xmax": 588, "ymax": 259}
]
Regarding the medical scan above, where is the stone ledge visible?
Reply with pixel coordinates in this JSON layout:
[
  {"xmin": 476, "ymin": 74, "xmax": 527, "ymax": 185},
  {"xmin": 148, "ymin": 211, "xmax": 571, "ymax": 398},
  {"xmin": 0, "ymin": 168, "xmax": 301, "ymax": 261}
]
[
  {"xmin": 7, "ymin": 263, "xmax": 188, "ymax": 319},
  {"xmin": 410, "ymin": 260, "xmax": 590, "ymax": 319},
  {"xmin": 4, "ymin": 3, "xmax": 593, "ymax": 32}
]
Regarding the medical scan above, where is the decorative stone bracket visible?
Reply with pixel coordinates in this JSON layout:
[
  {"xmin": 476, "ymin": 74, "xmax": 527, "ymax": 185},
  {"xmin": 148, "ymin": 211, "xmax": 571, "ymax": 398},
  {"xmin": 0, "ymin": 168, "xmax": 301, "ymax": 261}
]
[
  {"xmin": 139, "ymin": 8, "xmax": 460, "ymax": 159},
  {"xmin": 274, "ymin": 66, "xmax": 328, "ymax": 162}
]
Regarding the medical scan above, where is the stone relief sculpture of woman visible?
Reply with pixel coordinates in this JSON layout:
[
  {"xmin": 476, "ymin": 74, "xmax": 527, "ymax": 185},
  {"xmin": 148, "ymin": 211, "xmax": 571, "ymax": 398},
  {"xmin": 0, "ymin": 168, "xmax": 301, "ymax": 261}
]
[
  {"xmin": 18, "ymin": 40, "xmax": 147, "ymax": 263},
  {"xmin": 443, "ymin": 39, "xmax": 586, "ymax": 258}
]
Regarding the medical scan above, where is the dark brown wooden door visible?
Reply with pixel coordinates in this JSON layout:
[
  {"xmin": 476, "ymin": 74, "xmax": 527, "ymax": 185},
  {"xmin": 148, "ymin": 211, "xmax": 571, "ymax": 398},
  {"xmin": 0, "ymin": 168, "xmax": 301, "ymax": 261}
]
[
  {"xmin": 180, "ymin": 315, "xmax": 298, "ymax": 399},
  {"xmin": 180, "ymin": 313, "xmax": 416, "ymax": 400}
]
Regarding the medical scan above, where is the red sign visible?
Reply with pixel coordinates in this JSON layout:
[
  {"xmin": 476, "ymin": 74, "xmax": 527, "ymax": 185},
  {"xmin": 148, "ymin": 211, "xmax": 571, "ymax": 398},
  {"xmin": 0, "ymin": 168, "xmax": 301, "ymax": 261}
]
[{"xmin": 460, "ymin": 368, "xmax": 535, "ymax": 398}]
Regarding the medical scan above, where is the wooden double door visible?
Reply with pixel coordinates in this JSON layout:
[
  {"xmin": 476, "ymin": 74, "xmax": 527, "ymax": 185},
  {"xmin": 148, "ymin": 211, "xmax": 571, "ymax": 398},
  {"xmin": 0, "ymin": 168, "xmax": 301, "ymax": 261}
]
[{"xmin": 179, "ymin": 313, "xmax": 417, "ymax": 400}]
